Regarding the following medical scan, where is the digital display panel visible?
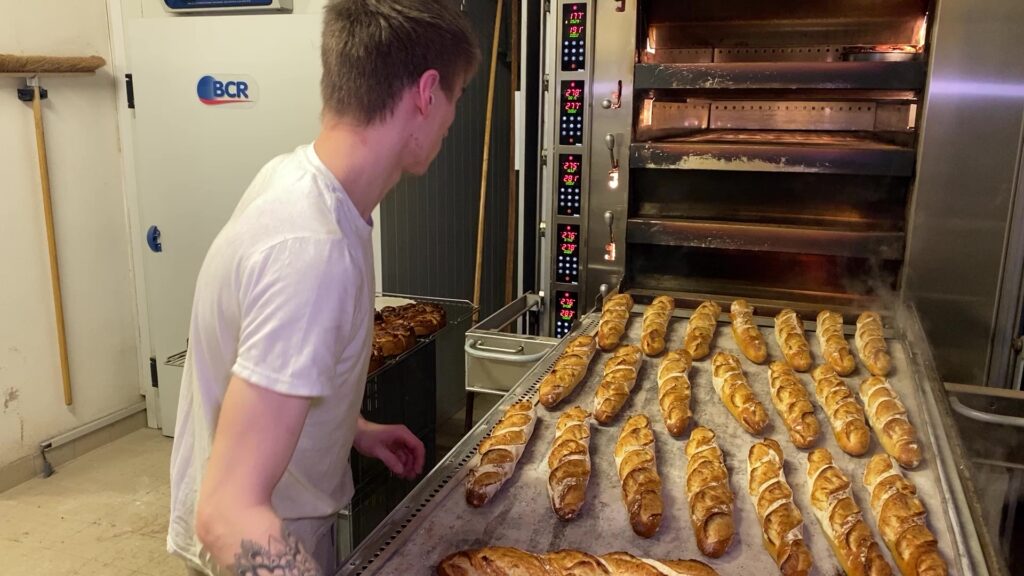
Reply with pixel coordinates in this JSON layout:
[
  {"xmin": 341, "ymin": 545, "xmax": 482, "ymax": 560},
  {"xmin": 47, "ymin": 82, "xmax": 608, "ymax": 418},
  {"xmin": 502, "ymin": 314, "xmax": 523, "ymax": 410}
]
[
  {"xmin": 554, "ymin": 290, "xmax": 579, "ymax": 337},
  {"xmin": 559, "ymin": 80, "xmax": 585, "ymax": 146},
  {"xmin": 561, "ymin": 4, "xmax": 587, "ymax": 71},
  {"xmin": 556, "ymin": 223, "xmax": 580, "ymax": 284},
  {"xmin": 557, "ymin": 154, "xmax": 582, "ymax": 216}
]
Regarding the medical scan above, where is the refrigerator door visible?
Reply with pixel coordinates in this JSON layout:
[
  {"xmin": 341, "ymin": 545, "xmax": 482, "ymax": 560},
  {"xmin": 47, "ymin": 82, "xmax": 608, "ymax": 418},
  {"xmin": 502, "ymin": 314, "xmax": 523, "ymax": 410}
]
[{"xmin": 127, "ymin": 13, "xmax": 322, "ymax": 434}]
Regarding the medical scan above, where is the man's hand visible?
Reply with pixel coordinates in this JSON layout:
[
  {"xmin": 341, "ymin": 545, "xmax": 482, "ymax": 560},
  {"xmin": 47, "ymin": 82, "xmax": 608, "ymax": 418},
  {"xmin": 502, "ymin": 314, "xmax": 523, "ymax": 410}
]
[{"xmin": 353, "ymin": 417, "xmax": 426, "ymax": 480}]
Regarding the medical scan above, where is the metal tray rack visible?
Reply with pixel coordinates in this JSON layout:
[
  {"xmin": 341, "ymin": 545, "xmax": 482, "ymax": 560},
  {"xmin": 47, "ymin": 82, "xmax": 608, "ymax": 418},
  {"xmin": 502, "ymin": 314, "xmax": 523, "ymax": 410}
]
[{"xmin": 337, "ymin": 301, "xmax": 987, "ymax": 575}]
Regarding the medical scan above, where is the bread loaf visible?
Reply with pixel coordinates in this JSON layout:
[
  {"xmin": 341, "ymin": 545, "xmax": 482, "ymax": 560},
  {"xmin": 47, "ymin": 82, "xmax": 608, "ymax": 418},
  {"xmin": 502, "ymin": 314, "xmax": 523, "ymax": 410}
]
[
  {"xmin": 683, "ymin": 301, "xmax": 720, "ymax": 360},
  {"xmin": 711, "ymin": 352, "xmax": 769, "ymax": 435},
  {"xmin": 748, "ymin": 439, "xmax": 813, "ymax": 576},
  {"xmin": 807, "ymin": 448, "xmax": 893, "ymax": 576},
  {"xmin": 684, "ymin": 427, "xmax": 734, "ymax": 558},
  {"xmin": 656, "ymin": 349, "xmax": 693, "ymax": 436},
  {"xmin": 811, "ymin": 365, "xmax": 871, "ymax": 456},
  {"xmin": 547, "ymin": 406, "xmax": 591, "ymax": 521},
  {"xmin": 775, "ymin": 309, "xmax": 812, "ymax": 372},
  {"xmin": 593, "ymin": 345, "xmax": 643, "ymax": 425},
  {"xmin": 437, "ymin": 547, "xmax": 720, "ymax": 576},
  {"xmin": 614, "ymin": 414, "xmax": 662, "ymax": 538},
  {"xmin": 856, "ymin": 312, "xmax": 892, "ymax": 377},
  {"xmin": 863, "ymin": 454, "xmax": 948, "ymax": 576},
  {"xmin": 730, "ymin": 299, "xmax": 767, "ymax": 363},
  {"xmin": 465, "ymin": 401, "xmax": 536, "ymax": 507},
  {"xmin": 817, "ymin": 310, "xmax": 856, "ymax": 376},
  {"xmin": 767, "ymin": 362, "xmax": 820, "ymax": 449},
  {"xmin": 598, "ymin": 293, "xmax": 633, "ymax": 351},
  {"xmin": 860, "ymin": 377, "xmax": 922, "ymax": 469},
  {"xmin": 641, "ymin": 296, "xmax": 675, "ymax": 356},
  {"xmin": 539, "ymin": 335, "xmax": 597, "ymax": 408}
]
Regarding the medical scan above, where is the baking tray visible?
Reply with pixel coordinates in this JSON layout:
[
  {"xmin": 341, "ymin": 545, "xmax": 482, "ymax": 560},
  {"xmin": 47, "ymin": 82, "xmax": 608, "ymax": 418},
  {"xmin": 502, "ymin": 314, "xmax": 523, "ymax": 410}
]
[{"xmin": 338, "ymin": 302, "xmax": 970, "ymax": 575}]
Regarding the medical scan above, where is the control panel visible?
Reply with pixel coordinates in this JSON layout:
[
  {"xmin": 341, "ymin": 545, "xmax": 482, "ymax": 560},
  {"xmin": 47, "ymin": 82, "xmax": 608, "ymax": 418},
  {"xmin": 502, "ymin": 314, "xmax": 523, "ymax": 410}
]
[
  {"xmin": 548, "ymin": 2, "xmax": 589, "ymax": 338},
  {"xmin": 560, "ymin": 4, "xmax": 588, "ymax": 71},
  {"xmin": 556, "ymin": 224, "xmax": 581, "ymax": 284},
  {"xmin": 554, "ymin": 290, "xmax": 579, "ymax": 338},
  {"xmin": 559, "ymin": 80, "xmax": 585, "ymax": 146},
  {"xmin": 557, "ymin": 154, "xmax": 583, "ymax": 216}
]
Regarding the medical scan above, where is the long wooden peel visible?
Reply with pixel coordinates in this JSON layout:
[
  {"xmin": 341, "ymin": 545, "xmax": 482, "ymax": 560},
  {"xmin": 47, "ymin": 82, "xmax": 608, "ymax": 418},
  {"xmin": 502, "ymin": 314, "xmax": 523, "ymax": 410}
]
[
  {"xmin": 472, "ymin": 0, "xmax": 504, "ymax": 321},
  {"xmin": 2, "ymin": 53, "xmax": 105, "ymax": 406}
]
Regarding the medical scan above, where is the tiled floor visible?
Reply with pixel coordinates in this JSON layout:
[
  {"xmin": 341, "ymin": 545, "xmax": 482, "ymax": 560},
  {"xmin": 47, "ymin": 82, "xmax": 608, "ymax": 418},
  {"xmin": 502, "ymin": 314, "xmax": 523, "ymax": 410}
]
[{"xmin": 0, "ymin": 429, "xmax": 180, "ymax": 576}]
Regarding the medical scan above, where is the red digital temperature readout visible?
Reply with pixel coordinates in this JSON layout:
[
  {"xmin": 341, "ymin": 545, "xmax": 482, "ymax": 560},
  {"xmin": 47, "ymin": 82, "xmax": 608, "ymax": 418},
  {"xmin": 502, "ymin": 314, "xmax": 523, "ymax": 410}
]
[{"xmin": 563, "ymin": 158, "xmax": 580, "ymax": 173}]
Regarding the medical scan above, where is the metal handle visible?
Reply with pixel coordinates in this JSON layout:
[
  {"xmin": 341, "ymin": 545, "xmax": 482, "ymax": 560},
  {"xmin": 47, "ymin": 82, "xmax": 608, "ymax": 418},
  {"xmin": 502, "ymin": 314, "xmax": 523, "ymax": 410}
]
[
  {"xmin": 464, "ymin": 339, "xmax": 548, "ymax": 363},
  {"xmin": 949, "ymin": 397, "xmax": 1024, "ymax": 428}
]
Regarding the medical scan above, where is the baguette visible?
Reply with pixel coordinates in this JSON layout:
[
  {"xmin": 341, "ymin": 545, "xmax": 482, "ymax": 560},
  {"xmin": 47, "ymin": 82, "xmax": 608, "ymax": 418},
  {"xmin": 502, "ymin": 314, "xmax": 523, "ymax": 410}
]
[
  {"xmin": 683, "ymin": 301, "xmax": 720, "ymax": 360},
  {"xmin": 748, "ymin": 439, "xmax": 813, "ymax": 576},
  {"xmin": 807, "ymin": 448, "xmax": 893, "ymax": 576},
  {"xmin": 641, "ymin": 295, "xmax": 675, "ymax": 356},
  {"xmin": 593, "ymin": 345, "xmax": 643, "ymax": 425},
  {"xmin": 614, "ymin": 414, "xmax": 662, "ymax": 538},
  {"xmin": 465, "ymin": 401, "xmax": 536, "ymax": 507},
  {"xmin": 730, "ymin": 299, "xmax": 768, "ymax": 363},
  {"xmin": 539, "ymin": 335, "xmax": 598, "ymax": 408},
  {"xmin": 775, "ymin": 309, "xmax": 812, "ymax": 372},
  {"xmin": 547, "ymin": 406, "xmax": 591, "ymax": 521},
  {"xmin": 811, "ymin": 365, "xmax": 871, "ymax": 456},
  {"xmin": 863, "ymin": 455, "xmax": 948, "ymax": 576},
  {"xmin": 711, "ymin": 352, "xmax": 769, "ymax": 435},
  {"xmin": 856, "ymin": 312, "xmax": 892, "ymax": 377},
  {"xmin": 817, "ymin": 310, "xmax": 856, "ymax": 376},
  {"xmin": 684, "ymin": 427, "xmax": 734, "ymax": 558},
  {"xmin": 437, "ymin": 547, "xmax": 720, "ymax": 576},
  {"xmin": 656, "ymin": 349, "xmax": 693, "ymax": 436},
  {"xmin": 860, "ymin": 377, "xmax": 922, "ymax": 469},
  {"xmin": 767, "ymin": 362, "xmax": 820, "ymax": 449},
  {"xmin": 598, "ymin": 293, "xmax": 633, "ymax": 351}
]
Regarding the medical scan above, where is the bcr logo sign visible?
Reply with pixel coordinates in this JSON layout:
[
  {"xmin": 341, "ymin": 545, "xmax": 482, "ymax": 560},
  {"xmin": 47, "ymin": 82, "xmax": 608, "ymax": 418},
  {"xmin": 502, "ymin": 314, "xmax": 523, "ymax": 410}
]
[{"xmin": 196, "ymin": 74, "xmax": 258, "ymax": 108}]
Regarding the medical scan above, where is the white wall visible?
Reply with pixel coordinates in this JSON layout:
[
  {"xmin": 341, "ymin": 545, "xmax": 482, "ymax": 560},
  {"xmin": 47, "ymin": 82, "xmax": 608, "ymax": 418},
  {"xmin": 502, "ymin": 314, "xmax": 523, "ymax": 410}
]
[{"xmin": 0, "ymin": 0, "xmax": 142, "ymax": 468}]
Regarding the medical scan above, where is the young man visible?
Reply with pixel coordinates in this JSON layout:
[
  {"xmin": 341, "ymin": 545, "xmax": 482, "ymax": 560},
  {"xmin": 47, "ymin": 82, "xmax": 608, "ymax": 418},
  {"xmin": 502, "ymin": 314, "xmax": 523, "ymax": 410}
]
[{"xmin": 166, "ymin": 1, "xmax": 480, "ymax": 574}]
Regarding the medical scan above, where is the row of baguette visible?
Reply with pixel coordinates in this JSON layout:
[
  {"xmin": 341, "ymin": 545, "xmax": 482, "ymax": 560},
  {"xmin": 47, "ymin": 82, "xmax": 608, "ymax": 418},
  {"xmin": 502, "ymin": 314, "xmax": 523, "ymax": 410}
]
[
  {"xmin": 461, "ymin": 403, "xmax": 945, "ymax": 576},
  {"xmin": 540, "ymin": 315, "xmax": 921, "ymax": 470},
  {"xmin": 602, "ymin": 294, "xmax": 890, "ymax": 378},
  {"xmin": 459, "ymin": 295, "xmax": 943, "ymax": 575}
]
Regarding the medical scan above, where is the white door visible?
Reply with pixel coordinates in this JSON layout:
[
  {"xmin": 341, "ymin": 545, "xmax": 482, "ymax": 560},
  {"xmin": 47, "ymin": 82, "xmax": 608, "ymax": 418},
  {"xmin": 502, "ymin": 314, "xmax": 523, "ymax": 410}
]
[{"xmin": 127, "ymin": 13, "xmax": 324, "ymax": 435}]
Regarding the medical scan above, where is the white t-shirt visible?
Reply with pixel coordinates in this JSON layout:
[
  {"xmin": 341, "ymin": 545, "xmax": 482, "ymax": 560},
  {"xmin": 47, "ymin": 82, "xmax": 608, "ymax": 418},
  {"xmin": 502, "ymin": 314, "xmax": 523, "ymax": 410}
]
[{"xmin": 167, "ymin": 143, "xmax": 374, "ymax": 568}]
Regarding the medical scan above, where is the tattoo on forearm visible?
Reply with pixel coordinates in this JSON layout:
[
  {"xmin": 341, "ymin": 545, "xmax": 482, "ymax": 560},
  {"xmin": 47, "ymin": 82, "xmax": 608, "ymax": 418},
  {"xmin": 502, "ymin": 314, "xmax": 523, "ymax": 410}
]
[{"xmin": 232, "ymin": 528, "xmax": 322, "ymax": 576}]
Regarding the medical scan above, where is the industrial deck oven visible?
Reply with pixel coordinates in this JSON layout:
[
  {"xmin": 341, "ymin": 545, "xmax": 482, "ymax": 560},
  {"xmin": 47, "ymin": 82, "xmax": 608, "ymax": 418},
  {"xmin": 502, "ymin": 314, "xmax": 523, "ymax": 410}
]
[{"xmin": 336, "ymin": 0, "xmax": 1024, "ymax": 574}]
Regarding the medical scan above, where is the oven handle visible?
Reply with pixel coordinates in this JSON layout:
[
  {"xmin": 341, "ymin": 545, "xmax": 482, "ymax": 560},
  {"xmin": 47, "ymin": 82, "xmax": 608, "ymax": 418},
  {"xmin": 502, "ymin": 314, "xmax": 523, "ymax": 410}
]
[
  {"xmin": 464, "ymin": 339, "xmax": 549, "ymax": 363},
  {"xmin": 948, "ymin": 396, "xmax": 1024, "ymax": 428}
]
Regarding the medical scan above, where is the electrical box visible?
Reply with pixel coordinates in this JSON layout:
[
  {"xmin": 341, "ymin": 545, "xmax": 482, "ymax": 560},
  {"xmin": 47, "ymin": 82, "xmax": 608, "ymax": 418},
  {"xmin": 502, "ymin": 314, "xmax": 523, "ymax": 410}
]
[{"xmin": 163, "ymin": 0, "xmax": 293, "ymax": 13}]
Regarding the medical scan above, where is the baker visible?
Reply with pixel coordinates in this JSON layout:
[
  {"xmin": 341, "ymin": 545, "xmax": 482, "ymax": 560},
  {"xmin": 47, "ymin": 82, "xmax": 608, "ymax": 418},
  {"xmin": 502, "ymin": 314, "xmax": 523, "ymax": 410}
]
[{"xmin": 165, "ymin": 1, "xmax": 480, "ymax": 574}]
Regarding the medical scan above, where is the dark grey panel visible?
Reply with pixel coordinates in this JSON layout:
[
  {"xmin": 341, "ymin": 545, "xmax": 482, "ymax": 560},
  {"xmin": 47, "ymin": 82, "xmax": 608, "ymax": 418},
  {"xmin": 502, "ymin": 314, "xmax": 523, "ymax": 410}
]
[
  {"xmin": 381, "ymin": 0, "xmax": 514, "ymax": 319},
  {"xmin": 903, "ymin": 0, "xmax": 1024, "ymax": 386}
]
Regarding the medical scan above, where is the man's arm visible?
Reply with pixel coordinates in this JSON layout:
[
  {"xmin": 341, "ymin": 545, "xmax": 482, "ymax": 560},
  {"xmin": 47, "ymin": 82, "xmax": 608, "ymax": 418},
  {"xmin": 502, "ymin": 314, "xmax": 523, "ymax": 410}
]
[{"xmin": 195, "ymin": 375, "xmax": 321, "ymax": 575}]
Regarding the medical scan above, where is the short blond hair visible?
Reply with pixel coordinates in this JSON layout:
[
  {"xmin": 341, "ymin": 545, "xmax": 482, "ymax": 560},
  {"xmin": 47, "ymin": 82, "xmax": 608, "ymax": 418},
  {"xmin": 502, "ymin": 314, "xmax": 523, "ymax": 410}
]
[{"xmin": 321, "ymin": 0, "xmax": 481, "ymax": 124}]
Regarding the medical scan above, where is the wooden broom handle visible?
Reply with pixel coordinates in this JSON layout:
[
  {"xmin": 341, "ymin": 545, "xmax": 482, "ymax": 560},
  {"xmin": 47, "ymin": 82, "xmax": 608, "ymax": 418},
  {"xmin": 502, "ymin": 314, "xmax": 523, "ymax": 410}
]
[
  {"xmin": 473, "ymin": 0, "xmax": 505, "ymax": 321},
  {"xmin": 32, "ymin": 83, "xmax": 73, "ymax": 406}
]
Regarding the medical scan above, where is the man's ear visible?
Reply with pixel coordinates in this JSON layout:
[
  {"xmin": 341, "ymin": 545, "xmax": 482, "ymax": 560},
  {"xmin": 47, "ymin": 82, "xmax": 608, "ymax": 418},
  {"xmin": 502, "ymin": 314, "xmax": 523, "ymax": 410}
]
[{"xmin": 416, "ymin": 70, "xmax": 441, "ymax": 114}]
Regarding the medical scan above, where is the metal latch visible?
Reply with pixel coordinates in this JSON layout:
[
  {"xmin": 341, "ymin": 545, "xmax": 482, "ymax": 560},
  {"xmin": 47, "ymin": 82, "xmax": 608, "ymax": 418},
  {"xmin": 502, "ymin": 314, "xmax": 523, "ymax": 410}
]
[{"xmin": 1014, "ymin": 336, "xmax": 1023, "ymax": 353}]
